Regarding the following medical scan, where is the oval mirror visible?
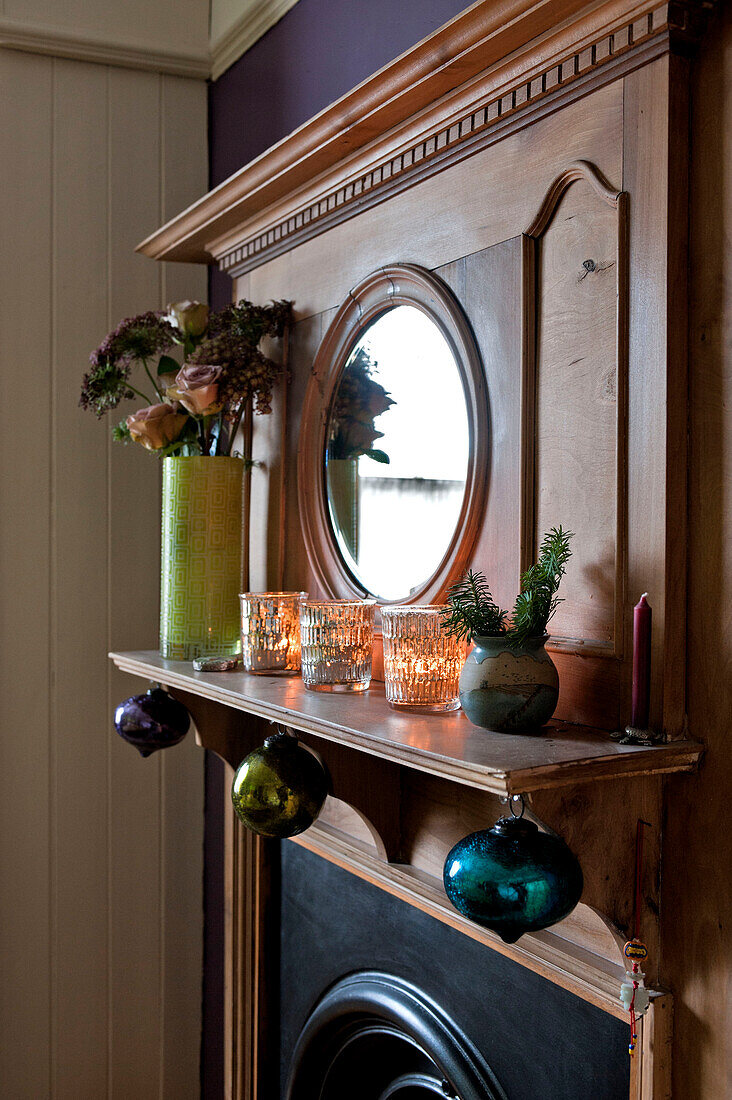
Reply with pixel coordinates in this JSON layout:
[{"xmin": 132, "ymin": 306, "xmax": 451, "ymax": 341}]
[{"xmin": 324, "ymin": 304, "xmax": 470, "ymax": 601}]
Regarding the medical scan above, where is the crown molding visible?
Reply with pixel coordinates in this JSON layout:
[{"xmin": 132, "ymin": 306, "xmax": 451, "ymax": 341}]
[
  {"xmin": 0, "ymin": 16, "xmax": 209, "ymax": 79},
  {"xmin": 211, "ymin": 0, "xmax": 301, "ymax": 81},
  {"xmin": 137, "ymin": 0, "xmax": 718, "ymax": 266}
]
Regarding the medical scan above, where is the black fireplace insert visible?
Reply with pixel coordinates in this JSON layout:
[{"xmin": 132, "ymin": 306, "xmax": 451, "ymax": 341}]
[
  {"xmin": 287, "ymin": 970, "xmax": 507, "ymax": 1098},
  {"xmin": 279, "ymin": 844, "xmax": 630, "ymax": 1100}
]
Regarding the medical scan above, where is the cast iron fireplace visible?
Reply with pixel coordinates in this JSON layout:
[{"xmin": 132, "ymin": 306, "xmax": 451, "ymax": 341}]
[
  {"xmin": 279, "ymin": 845, "xmax": 630, "ymax": 1100},
  {"xmin": 287, "ymin": 971, "xmax": 505, "ymax": 1098}
]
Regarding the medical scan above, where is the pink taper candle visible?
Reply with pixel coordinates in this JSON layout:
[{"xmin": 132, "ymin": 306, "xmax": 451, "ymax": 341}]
[{"xmin": 631, "ymin": 593, "xmax": 652, "ymax": 729}]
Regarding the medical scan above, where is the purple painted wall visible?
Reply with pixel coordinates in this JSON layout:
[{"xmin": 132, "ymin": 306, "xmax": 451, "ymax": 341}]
[
  {"xmin": 210, "ymin": 0, "xmax": 473, "ymax": 187},
  {"xmin": 209, "ymin": 0, "xmax": 471, "ymax": 308},
  {"xmin": 204, "ymin": 3, "xmax": 470, "ymax": 1094}
]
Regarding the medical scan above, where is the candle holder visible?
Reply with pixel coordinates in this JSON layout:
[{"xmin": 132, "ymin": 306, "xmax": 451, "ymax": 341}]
[
  {"xmin": 382, "ymin": 605, "xmax": 465, "ymax": 712},
  {"xmin": 612, "ymin": 725, "xmax": 663, "ymax": 746},
  {"xmin": 240, "ymin": 592, "xmax": 307, "ymax": 674},
  {"xmin": 611, "ymin": 592, "xmax": 662, "ymax": 744},
  {"xmin": 300, "ymin": 600, "xmax": 375, "ymax": 692}
]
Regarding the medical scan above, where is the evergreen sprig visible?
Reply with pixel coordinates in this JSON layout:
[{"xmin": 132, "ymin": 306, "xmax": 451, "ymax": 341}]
[
  {"xmin": 441, "ymin": 570, "xmax": 508, "ymax": 642},
  {"xmin": 507, "ymin": 526, "xmax": 573, "ymax": 647},
  {"xmin": 440, "ymin": 527, "xmax": 574, "ymax": 646}
]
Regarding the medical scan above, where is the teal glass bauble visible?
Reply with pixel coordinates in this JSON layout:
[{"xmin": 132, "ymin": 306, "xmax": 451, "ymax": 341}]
[
  {"xmin": 443, "ymin": 817, "xmax": 583, "ymax": 943},
  {"xmin": 231, "ymin": 731, "xmax": 328, "ymax": 838}
]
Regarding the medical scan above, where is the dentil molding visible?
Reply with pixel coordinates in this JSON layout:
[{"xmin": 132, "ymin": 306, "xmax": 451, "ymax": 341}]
[{"xmin": 137, "ymin": 0, "xmax": 718, "ymax": 268}]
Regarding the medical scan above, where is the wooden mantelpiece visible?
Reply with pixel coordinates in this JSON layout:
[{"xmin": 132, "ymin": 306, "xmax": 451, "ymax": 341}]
[
  {"xmin": 110, "ymin": 651, "xmax": 701, "ymax": 796},
  {"xmin": 111, "ymin": 648, "xmax": 682, "ymax": 1094},
  {"xmin": 108, "ymin": 654, "xmax": 679, "ymax": 975},
  {"xmin": 128, "ymin": 0, "xmax": 719, "ymax": 1094}
]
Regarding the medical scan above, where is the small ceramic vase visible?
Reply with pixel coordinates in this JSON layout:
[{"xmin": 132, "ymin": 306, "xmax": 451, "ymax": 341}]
[{"xmin": 458, "ymin": 634, "xmax": 559, "ymax": 733}]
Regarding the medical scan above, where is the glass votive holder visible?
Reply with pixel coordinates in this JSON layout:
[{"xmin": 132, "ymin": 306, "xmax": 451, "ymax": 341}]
[
  {"xmin": 240, "ymin": 592, "xmax": 307, "ymax": 674},
  {"xmin": 300, "ymin": 600, "xmax": 376, "ymax": 692},
  {"xmin": 381, "ymin": 605, "xmax": 466, "ymax": 712}
]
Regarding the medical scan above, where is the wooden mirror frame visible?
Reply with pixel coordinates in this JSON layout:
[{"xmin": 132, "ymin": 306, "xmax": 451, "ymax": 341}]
[{"xmin": 297, "ymin": 264, "xmax": 490, "ymax": 605}]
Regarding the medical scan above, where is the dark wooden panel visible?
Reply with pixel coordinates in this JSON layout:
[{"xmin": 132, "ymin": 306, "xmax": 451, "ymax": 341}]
[
  {"xmin": 535, "ymin": 184, "xmax": 620, "ymax": 649},
  {"xmin": 438, "ymin": 240, "xmax": 525, "ymax": 615}
]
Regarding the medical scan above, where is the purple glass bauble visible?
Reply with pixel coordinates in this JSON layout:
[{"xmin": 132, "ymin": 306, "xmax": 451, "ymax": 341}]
[{"xmin": 114, "ymin": 686, "xmax": 190, "ymax": 757}]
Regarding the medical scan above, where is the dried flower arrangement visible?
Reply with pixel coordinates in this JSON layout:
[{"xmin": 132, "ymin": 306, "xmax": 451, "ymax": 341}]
[
  {"xmin": 441, "ymin": 527, "xmax": 573, "ymax": 645},
  {"xmin": 80, "ymin": 298, "xmax": 292, "ymax": 456},
  {"xmin": 327, "ymin": 346, "xmax": 394, "ymax": 464}
]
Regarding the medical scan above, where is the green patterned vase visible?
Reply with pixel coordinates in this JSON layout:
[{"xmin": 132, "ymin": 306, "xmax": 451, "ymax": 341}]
[
  {"xmin": 326, "ymin": 456, "xmax": 359, "ymax": 560},
  {"xmin": 160, "ymin": 456, "xmax": 244, "ymax": 661}
]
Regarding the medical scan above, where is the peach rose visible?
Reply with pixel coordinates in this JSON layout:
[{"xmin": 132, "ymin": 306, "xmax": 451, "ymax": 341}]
[
  {"xmin": 126, "ymin": 403, "xmax": 188, "ymax": 451},
  {"xmin": 167, "ymin": 300, "xmax": 209, "ymax": 338},
  {"xmin": 170, "ymin": 364, "xmax": 222, "ymax": 416}
]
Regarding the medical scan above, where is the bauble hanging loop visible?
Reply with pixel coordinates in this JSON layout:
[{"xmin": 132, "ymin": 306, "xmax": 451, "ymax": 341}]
[
  {"xmin": 114, "ymin": 683, "xmax": 190, "ymax": 757},
  {"xmin": 231, "ymin": 729, "xmax": 329, "ymax": 838},
  {"xmin": 443, "ymin": 812, "xmax": 583, "ymax": 943}
]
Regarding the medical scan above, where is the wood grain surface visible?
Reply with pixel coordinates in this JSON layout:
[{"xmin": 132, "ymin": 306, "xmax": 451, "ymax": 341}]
[
  {"xmin": 661, "ymin": 6, "xmax": 732, "ymax": 1095},
  {"xmin": 109, "ymin": 652, "xmax": 702, "ymax": 798}
]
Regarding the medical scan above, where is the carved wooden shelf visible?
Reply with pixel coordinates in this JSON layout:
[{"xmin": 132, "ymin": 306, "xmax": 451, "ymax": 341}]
[{"xmin": 110, "ymin": 651, "xmax": 702, "ymax": 795}]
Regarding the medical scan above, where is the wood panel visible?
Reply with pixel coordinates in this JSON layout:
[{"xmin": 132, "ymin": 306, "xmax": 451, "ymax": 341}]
[
  {"xmin": 248, "ymin": 332, "xmax": 290, "ymax": 593},
  {"xmin": 107, "ymin": 68, "xmax": 171, "ymax": 1100},
  {"xmin": 662, "ymin": 5, "xmax": 732, "ymax": 1096},
  {"xmin": 0, "ymin": 49, "xmax": 54, "ymax": 1100},
  {"xmin": 280, "ymin": 308, "xmax": 334, "ymax": 597},
  {"xmin": 108, "ymin": 65, "xmax": 206, "ymax": 1100},
  {"xmin": 158, "ymin": 72, "xmax": 209, "ymax": 1100},
  {"xmin": 282, "ymin": 224, "xmax": 631, "ymax": 727},
  {"xmin": 0, "ymin": 48, "xmax": 207, "ymax": 1099},
  {"xmin": 223, "ymin": 768, "xmax": 279, "ymax": 1100},
  {"xmin": 622, "ymin": 55, "xmax": 688, "ymax": 740},
  {"xmin": 52, "ymin": 58, "xmax": 111, "ymax": 1097},
  {"xmin": 533, "ymin": 182, "xmax": 622, "ymax": 651},
  {"xmin": 437, "ymin": 243, "xmax": 525, "ymax": 615}
]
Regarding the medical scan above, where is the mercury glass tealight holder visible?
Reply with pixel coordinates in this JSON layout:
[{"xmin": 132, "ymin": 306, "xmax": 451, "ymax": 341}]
[
  {"xmin": 381, "ymin": 605, "xmax": 466, "ymax": 712},
  {"xmin": 240, "ymin": 592, "xmax": 307, "ymax": 674},
  {"xmin": 300, "ymin": 600, "xmax": 376, "ymax": 692}
]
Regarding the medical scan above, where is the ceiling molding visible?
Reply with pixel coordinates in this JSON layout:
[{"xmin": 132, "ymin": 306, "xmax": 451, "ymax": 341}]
[
  {"xmin": 136, "ymin": 0, "xmax": 718, "ymax": 265},
  {"xmin": 0, "ymin": 16, "xmax": 210, "ymax": 79},
  {"xmin": 211, "ymin": 0, "xmax": 301, "ymax": 81}
]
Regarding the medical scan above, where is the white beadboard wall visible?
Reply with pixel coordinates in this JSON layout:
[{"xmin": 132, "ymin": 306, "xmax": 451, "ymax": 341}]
[{"xmin": 0, "ymin": 48, "xmax": 207, "ymax": 1099}]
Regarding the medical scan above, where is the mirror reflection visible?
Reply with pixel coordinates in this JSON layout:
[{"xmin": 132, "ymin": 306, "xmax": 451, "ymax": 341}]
[{"xmin": 325, "ymin": 304, "xmax": 470, "ymax": 601}]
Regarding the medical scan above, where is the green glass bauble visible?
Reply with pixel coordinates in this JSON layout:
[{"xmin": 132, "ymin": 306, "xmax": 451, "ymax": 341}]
[
  {"xmin": 231, "ymin": 731, "xmax": 329, "ymax": 838},
  {"xmin": 443, "ymin": 817, "xmax": 583, "ymax": 943}
]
